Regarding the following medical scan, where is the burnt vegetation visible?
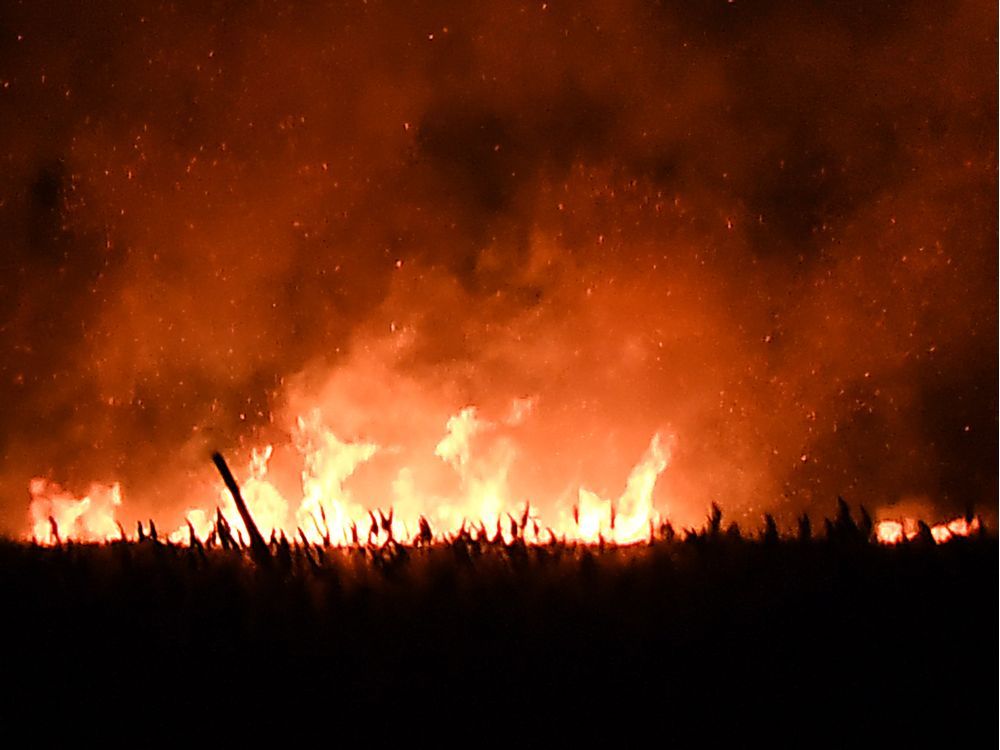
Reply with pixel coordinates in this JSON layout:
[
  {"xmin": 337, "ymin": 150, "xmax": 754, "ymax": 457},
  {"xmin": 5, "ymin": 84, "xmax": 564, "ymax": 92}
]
[{"xmin": 2, "ymin": 498, "xmax": 995, "ymax": 741}]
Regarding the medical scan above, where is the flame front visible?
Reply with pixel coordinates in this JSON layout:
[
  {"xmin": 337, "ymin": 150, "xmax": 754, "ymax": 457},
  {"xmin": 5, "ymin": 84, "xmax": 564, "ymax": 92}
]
[
  {"xmin": 28, "ymin": 402, "xmax": 672, "ymax": 546},
  {"xmin": 25, "ymin": 403, "xmax": 981, "ymax": 548}
]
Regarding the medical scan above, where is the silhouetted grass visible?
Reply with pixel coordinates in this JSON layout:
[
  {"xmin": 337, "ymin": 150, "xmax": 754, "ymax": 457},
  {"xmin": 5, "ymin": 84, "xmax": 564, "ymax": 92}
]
[{"xmin": 0, "ymin": 502, "xmax": 995, "ymax": 742}]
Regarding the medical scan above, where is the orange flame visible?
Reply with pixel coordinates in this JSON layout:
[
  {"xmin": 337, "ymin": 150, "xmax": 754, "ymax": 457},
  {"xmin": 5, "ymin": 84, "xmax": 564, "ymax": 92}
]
[
  {"xmin": 29, "ymin": 478, "xmax": 123, "ymax": 543},
  {"xmin": 27, "ymin": 403, "xmax": 673, "ymax": 546},
  {"xmin": 875, "ymin": 516, "xmax": 980, "ymax": 545},
  {"xmin": 570, "ymin": 433, "xmax": 669, "ymax": 544},
  {"xmin": 25, "ymin": 403, "xmax": 979, "ymax": 548}
]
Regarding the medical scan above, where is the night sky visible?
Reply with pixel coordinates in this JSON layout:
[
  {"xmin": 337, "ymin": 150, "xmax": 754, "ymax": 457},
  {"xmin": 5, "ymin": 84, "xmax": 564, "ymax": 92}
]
[{"xmin": 0, "ymin": 1, "xmax": 996, "ymax": 533}]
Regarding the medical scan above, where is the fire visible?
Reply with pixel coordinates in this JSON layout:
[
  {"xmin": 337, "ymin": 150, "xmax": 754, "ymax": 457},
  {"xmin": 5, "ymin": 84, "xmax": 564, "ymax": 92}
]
[
  {"xmin": 295, "ymin": 410, "xmax": 380, "ymax": 544},
  {"xmin": 874, "ymin": 520, "xmax": 905, "ymax": 545},
  {"xmin": 572, "ymin": 433, "xmax": 669, "ymax": 544},
  {"xmin": 875, "ymin": 516, "xmax": 980, "ymax": 545},
  {"xmin": 29, "ymin": 478, "xmax": 123, "ymax": 543},
  {"xmin": 24, "ymin": 401, "xmax": 981, "ymax": 549},
  {"xmin": 28, "ymin": 401, "xmax": 671, "ymax": 546}
]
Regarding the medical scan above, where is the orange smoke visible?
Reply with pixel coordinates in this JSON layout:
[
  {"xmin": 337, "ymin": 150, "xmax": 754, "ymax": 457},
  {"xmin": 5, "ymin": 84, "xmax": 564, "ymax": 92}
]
[{"xmin": 1, "ymin": 1, "xmax": 995, "ymax": 534}]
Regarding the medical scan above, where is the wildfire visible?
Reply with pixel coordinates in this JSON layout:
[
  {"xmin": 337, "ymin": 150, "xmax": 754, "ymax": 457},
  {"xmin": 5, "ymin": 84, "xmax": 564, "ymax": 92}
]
[
  {"xmin": 26, "ymin": 403, "xmax": 673, "ymax": 546},
  {"xmin": 26, "ymin": 400, "xmax": 983, "ymax": 548}
]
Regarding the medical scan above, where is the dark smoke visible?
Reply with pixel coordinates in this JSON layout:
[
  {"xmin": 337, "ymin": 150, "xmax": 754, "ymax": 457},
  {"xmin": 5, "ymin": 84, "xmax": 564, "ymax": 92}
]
[{"xmin": 0, "ymin": 0, "xmax": 995, "ymax": 531}]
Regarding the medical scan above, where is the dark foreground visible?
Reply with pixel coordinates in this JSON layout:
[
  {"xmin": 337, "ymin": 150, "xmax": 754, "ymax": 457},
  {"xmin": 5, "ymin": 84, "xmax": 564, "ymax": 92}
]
[{"xmin": 2, "ymin": 506, "xmax": 996, "ymax": 742}]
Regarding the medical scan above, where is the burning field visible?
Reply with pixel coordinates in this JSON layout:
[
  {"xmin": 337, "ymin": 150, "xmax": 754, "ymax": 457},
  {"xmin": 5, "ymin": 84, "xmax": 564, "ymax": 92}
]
[{"xmin": 0, "ymin": 0, "xmax": 995, "ymax": 734}]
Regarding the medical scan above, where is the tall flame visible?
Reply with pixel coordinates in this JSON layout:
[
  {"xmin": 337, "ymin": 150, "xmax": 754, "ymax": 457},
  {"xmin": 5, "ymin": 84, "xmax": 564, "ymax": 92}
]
[
  {"xmin": 572, "ymin": 433, "xmax": 669, "ymax": 544},
  {"xmin": 295, "ymin": 410, "xmax": 379, "ymax": 544}
]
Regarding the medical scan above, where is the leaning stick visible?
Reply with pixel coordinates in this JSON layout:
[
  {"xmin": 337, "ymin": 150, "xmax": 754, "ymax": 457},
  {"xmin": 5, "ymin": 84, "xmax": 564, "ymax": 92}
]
[{"xmin": 212, "ymin": 451, "xmax": 270, "ymax": 563}]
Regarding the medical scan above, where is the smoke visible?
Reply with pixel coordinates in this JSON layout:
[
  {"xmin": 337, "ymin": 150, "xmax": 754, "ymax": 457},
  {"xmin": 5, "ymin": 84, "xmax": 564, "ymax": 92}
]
[{"xmin": 0, "ymin": 0, "xmax": 995, "ymax": 532}]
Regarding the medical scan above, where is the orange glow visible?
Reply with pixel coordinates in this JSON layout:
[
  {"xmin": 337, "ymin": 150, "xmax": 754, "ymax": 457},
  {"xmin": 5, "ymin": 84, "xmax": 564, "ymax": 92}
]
[
  {"xmin": 29, "ymin": 478, "xmax": 123, "ymax": 543},
  {"xmin": 0, "ymin": 0, "xmax": 994, "ymax": 550},
  {"xmin": 27, "ymin": 403, "xmax": 983, "ymax": 548},
  {"xmin": 571, "ymin": 433, "xmax": 669, "ymax": 544},
  {"xmin": 28, "ymin": 402, "xmax": 674, "ymax": 546},
  {"xmin": 875, "ymin": 520, "xmax": 905, "ymax": 545},
  {"xmin": 875, "ymin": 516, "xmax": 980, "ymax": 545}
]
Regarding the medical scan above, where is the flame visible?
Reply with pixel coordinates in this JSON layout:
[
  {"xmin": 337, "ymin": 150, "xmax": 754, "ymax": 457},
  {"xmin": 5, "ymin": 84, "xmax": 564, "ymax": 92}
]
[
  {"xmin": 26, "ymin": 401, "xmax": 673, "ymax": 546},
  {"xmin": 875, "ymin": 520, "xmax": 905, "ymax": 545},
  {"xmin": 875, "ymin": 516, "xmax": 980, "ymax": 545},
  {"xmin": 24, "ymin": 402, "xmax": 978, "ymax": 548},
  {"xmin": 570, "ymin": 433, "xmax": 669, "ymax": 544},
  {"xmin": 295, "ymin": 410, "xmax": 379, "ymax": 544},
  {"xmin": 434, "ymin": 407, "xmax": 483, "ymax": 473},
  {"xmin": 29, "ymin": 478, "xmax": 123, "ymax": 543}
]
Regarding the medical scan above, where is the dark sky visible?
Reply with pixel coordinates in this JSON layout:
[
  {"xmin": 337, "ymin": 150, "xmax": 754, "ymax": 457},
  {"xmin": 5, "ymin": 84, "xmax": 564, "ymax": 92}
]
[{"xmin": 0, "ymin": 0, "xmax": 996, "ymax": 533}]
